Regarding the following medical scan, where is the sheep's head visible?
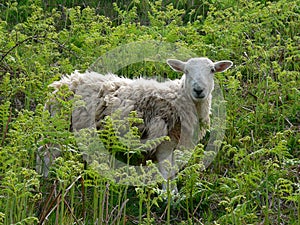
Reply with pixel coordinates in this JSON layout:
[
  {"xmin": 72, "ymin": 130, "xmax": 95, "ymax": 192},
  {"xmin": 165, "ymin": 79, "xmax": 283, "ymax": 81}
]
[{"xmin": 167, "ymin": 57, "xmax": 233, "ymax": 101}]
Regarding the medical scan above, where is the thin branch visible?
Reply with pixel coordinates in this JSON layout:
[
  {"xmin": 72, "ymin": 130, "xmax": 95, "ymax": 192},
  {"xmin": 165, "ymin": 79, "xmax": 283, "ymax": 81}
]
[
  {"xmin": 40, "ymin": 191, "xmax": 61, "ymax": 225},
  {"xmin": 110, "ymin": 199, "xmax": 129, "ymax": 225},
  {"xmin": 0, "ymin": 35, "xmax": 80, "ymax": 65},
  {"xmin": 285, "ymin": 117, "xmax": 293, "ymax": 128},
  {"xmin": 241, "ymin": 106, "xmax": 254, "ymax": 112},
  {"xmin": 45, "ymin": 37, "xmax": 80, "ymax": 59},
  {"xmin": 39, "ymin": 175, "xmax": 83, "ymax": 225},
  {"xmin": 159, "ymin": 203, "xmax": 168, "ymax": 221},
  {"xmin": 39, "ymin": 181, "xmax": 57, "ymax": 222},
  {"xmin": 64, "ymin": 199, "xmax": 84, "ymax": 225},
  {"xmin": 0, "ymin": 35, "xmax": 39, "ymax": 63}
]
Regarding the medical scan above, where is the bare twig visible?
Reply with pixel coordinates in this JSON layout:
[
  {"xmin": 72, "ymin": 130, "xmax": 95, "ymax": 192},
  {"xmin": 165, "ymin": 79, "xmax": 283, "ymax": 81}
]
[
  {"xmin": 55, "ymin": 194, "xmax": 60, "ymax": 225},
  {"xmin": 64, "ymin": 198, "xmax": 84, "ymax": 225},
  {"xmin": 39, "ymin": 180, "xmax": 57, "ymax": 221},
  {"xmin": 39, "ymin": 175, "xmax": 83, "ymax": 225},
  {"xmin": 45, "ymin": 37, "xmax": 79, "ymax": 59},
  {"xmin": 39, "ymin": 183, "xmax": 61, "ymax": 225},
  {"xmin": 159, "ymin": 203, "xmax": 168, "ymax": 221},
  {"xmin": 285, "ymin": 117, "xmax": 293, "ymax": 128},
  {"xmin": 247, "ymin": 91, "xmax": 258, "ymax": 100},
  {"xmin": 65, "ymin": 175, "xmax": 83, "ymax": 194},
  {"xmin": 241, "ymin": 106, "xmax": 254, "ymax": 112},
  {"xmin": 110, "ymin": 199, "xmax": 129, "ymax": 225},
  {"xmin": 251, "ymin": 130, "xmax": 255, "ymax": 144},
  {"xmin": 0, "ymin": 34, "xmax": 79, "ymax": 65},
  {"xmin": 0, "ymin": 35, "xmax": 39, "ymax": 63}
]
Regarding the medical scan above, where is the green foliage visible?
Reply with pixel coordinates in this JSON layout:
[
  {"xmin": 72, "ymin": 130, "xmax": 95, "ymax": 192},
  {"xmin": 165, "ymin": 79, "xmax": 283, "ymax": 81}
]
[
  {"xmin": 1, "ymin": 168, "xmax": 40, "ymax": 224},
  {"xmin": 0, "ymin": 0, "xmax": 299, "ymax": 224}
]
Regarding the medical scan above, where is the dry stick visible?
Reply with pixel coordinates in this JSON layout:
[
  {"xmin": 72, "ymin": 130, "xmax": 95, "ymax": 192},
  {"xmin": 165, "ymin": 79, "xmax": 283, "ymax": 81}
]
[
  {"xmin": 241, "ymin": 106, "xmax": 254, "ymax": 112},
  {"xmin": 107, "ymin": 203, "xmax": 121, "ymax": 222},
  {"xmin": 159, "ymin": 203, "xmax": 168, "ymax": 221},
  {"xmin": 1, "ymin": 106, "xmax": 12, "ymax": 146},
  {"xmin": 247, "ymin": 91, "xmax": 258, "ymax": 100},
  {"xmin": 40, "ymin": 192, "xmax": 61, "ymax": 225},
  {"xmin": 193, "ymin": 196, "xmax": 203, "ymax": 216},
  {"xmin": 63, "ymin": 199, "xmax": 83, "ymax": 225},
  {"xmin": 193, "ymin": 217, "xmax": 204, "ymax": 225},
  {"xmin": 251, "ymin": 130, "xmax": 255, "ymax": 144},
  {"xmin": 39, "ymin": 180, "xmax": 58, "ymax": 224},
  {"xmin": 65, "ymin": 175, "xmax": 83, "ymax": 197},
  {"xmin": 40, "ymin": 175, "xmax": 83, "ymax": 224},
  {"xmin": 55, "ymin": 195, "xmax": 60, "ymax": 225},
  {"xmin": 39, "ymin": 192, "xmax": 61, "ymax": 225},
  {"xmin": 110, "ymin": 199, "xmax": 129, "ymax": 225},
  {"xmin": 285, "ymin": 117, "xmax": 293, "ymax": 128}
]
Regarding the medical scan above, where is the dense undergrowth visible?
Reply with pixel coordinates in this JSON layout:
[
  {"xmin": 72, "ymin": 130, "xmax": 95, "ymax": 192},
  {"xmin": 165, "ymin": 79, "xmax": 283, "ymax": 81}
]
[{"xmin": 0, "ymin": 0, "xmax": 299, "ymax": 224}]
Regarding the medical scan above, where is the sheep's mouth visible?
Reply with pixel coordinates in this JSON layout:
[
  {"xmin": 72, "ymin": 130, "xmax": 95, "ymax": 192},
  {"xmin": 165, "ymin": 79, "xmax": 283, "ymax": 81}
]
[{"xmin": 192, "ymin": 91, "xmax": 206, "ymax": 100}]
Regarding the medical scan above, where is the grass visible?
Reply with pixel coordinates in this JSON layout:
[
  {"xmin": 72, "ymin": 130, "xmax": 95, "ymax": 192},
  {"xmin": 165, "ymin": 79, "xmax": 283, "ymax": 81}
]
[{"xmin": 0, "ymin": 0, "xmax": 299, "ymax": 224}]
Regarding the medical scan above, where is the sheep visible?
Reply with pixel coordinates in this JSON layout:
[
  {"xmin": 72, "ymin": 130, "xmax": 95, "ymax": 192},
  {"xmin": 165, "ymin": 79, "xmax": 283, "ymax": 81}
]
[{"xmin": 37, "ymin": 57, "xmax": 233, "ymax": 191}]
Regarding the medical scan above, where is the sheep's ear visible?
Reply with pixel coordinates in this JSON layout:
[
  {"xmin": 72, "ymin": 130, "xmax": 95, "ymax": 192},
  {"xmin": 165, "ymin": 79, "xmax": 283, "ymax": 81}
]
[
  {"xmin": 167, "ymin": 59, "xmax": 186, "ymax": 73},
  {"xmin": 214, "ymin": 60, "xmax": 233, "ymax": 72}
]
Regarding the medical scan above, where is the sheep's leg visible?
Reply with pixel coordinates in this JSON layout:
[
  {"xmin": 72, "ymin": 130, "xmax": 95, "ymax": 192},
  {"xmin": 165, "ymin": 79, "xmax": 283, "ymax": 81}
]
[
  {"xmin": 146, "ymin": 117, "xmax": 178, "ymax": 193},
  {"xmin": 36, "ymin": 145, "xmax": 61, "ymax": 177},
  {"xmin": 156, "ymin": 143, "xmax": 178, "ymax": 193}
]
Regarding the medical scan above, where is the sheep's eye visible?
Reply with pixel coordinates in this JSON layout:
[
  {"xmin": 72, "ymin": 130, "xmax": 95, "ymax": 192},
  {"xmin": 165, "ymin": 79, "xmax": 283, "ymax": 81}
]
[{"xmin": 211, "ymin": 68, "xmax": 216, "ymax": 73}]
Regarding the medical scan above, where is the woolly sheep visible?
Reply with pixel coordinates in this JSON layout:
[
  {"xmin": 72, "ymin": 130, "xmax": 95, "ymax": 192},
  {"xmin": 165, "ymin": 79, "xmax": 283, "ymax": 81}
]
[{"xmin": 37, "ymin": 57, "xmax": 233, "ymax": 190}]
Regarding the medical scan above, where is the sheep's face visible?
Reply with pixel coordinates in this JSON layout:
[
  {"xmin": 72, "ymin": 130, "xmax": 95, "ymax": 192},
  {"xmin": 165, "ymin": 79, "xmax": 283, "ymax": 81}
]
[{"xmin": 167, "ymin": 57, "xmax": 233, "ymax": 102}]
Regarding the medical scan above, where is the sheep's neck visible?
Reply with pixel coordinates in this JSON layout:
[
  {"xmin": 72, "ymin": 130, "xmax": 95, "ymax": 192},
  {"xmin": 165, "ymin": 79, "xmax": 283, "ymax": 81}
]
[{"xmin": 194, "ymin": 96, "xmax": 211, "ymax": 125}]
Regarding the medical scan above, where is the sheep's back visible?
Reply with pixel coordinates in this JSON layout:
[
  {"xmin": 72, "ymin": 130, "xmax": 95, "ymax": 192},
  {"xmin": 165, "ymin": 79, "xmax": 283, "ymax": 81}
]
[{"xmin": 94, "ymin": 76, "xmax": 182, "ymax": 126}]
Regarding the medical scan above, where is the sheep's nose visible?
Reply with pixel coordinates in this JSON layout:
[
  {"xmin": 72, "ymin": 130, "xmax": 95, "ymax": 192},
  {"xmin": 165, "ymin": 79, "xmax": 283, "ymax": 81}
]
[
  {"xmin": 193, "ymin": 87, "xmax": 203, "ymax": 95},
  {"xmin": 193, "ymin": 86, "xmax": 205, "ymax": 99}
]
